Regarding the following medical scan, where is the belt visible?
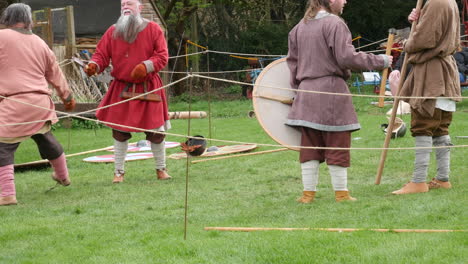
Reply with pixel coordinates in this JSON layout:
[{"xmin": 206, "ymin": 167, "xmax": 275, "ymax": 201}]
[{"xmin": 119, "ymin": 81, "xmax": 161, "ymax": 102}]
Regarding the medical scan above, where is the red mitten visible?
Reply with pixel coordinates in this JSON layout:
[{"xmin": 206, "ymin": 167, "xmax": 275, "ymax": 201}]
[
  {"xmin": 130, "ymin": 63, "xmax": 147, "ymax": 80},
  {"xmin": 84, "ymin": 63, "xmax": 97, "ymax": 76},
  {"xmin": 63, "ymin": 98, "xmax": 76, "ymax": 112}
]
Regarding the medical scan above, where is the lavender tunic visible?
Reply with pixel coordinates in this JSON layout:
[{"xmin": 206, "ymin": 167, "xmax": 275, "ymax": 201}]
[{"xmin": 286, "ymin": 12, "xmax": 388, "ymax": 132}]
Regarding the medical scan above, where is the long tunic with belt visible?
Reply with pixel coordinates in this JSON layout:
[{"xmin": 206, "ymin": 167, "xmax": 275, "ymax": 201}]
[
  {"xmin": 286, "ymin": 12, "xmax": 387, "ymax": 132},
  {"xmin": 90, "ymin": 21, "xmax": 169, "ymax": 132},
  {"xmin": 400, "ymin": 0, "xmax": 461, "ymax": 116},
  {"xmin": 0, "ymin": 28, "xmax": 71, "ymax": 140}
]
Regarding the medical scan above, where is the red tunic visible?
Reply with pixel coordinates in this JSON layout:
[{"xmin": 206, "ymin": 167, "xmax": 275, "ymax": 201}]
[{"xmin": 91, "ymin": 21, "xmax": 169, "ymax": 132}]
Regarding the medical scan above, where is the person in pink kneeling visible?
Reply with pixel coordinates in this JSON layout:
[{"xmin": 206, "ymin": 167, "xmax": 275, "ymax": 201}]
[{"xmin": 0, "ymin": 3, "xmax": 76, "ymax": 206}]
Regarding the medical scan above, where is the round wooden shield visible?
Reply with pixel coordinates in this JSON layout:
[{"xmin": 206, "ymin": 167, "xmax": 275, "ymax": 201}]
[
  {"xmin": 253, "ymin": 58, "xmax": 301, "ymax": 151},
  {"xmin": 83, "ymin": 152, "xmax": 154, "ymax": 163},
  {"xmin": 107, "ymin": 141, "xmax": 180, "ymax": 152}
]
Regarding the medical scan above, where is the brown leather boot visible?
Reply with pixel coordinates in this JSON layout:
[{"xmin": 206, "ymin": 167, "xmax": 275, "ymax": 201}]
[
  {"xmin": 0, "ymin": 195, "xmax": 17, "ymax": 206},
  {"xmin": 335, "ymin": 191, "xmax": 357, "ymax": 202},
  {"xmin": 51, "ymin": 173, "xmax": 70, "ymax": 186},
  {"xmin": 297, "ymin": 191, "xmax": 316, "ymax": 203},
  {"xmin": 112, "ymin": 173, "xmax": 124, "ymax": 183},
  {"xmin": 157, "ymin": 168, "xmax": 171, "ymax": 180},
  {"xmin": 392, "ymin": 182, "xmax": 428, "ymax": 195},
  {"xmin": 428, "ymin": 178, "xmax": 452, "ymax": 189}
]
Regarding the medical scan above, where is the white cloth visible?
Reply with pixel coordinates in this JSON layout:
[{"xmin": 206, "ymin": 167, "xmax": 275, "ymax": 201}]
[
  {"xmin": 151, "ymin": 141, "xmax": 166, "ymax": 170},
  {"xmin": 435, "ymin": 98, "xmax": 456, "ymax": 112},
  {"xmin": 329, "ymin": 165, "xmax": 348, "ymax": 191},
  {"xmin": 301, "ymin": 160, "xmax": 320, "ymax": 191},
  {"xmin": 113, "ymin": 140, "xmax": 128, "ymax": 175}
]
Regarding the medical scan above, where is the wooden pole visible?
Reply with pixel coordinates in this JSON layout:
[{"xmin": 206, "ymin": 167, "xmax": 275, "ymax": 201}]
[
  {"xmin": 207, "ymin": 46, "xmax": 213, "ymax": 146},
  {"xmin": 255, "ymin": 94, "xmax": 294, "ymax": 105},
  {"xmin": 375, "ymin": 0, "xmax": 425, "ymax": 184},
  {"xmin": 184, "ymin": 70, "xmax": 194, "ymax": 240},
  {"xmin": 45, "ymin": 8, "xmax": 53, "ymax": 48},
  {"xmin": 65, "ymin": 6, "xmax": 76, "ymax": 60},
  {"xmin": 168, "ymin": 111, "xmax": 207, "ymax": 119},
  {"xmin": 378, "ymin": 28, "xmax": 396, "ymax": 107},
  {"xmin": 14, "ymin": 145, "xmax": 114, "ymax": 169},
  {"xmin": 191, "ymin": 148, "xmax": 289, "ymax": 164},
  {"xmin": 204, "ymin": 227, "xmax": 467, "ymax": 233}
]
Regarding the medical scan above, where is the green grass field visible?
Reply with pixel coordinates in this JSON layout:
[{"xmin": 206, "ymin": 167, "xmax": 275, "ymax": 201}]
[{"xmin": 1, "ymin": 88, "xmax": 467, "ymax": 263}]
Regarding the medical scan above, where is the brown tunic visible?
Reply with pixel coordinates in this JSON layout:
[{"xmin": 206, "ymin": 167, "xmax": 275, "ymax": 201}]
[
  {"xmin": 400, "ymin": 0, "xmax": 461, "ymax": 116},
  {"xmin": 286, "ymin": 12, "xmax": 387, "ymax": 132}
]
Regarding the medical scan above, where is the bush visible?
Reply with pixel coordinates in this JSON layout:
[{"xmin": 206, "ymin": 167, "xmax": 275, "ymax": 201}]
[{"xmin": 224, "ymin": 85, "xmax": 242, "ymax": 94}]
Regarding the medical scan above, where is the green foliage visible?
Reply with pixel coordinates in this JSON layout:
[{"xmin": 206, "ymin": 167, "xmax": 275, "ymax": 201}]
[
  {"xmin": 342, "ymin": 0, "xmax": 416, "ymax": 41},
  {"xmin": 53, "ymin": 118, "xmax": 104, "ymax": 130},
  {"xmin": 169, "ymin": 92, "xmax": 204, "ymax": 103},
  {"xmin": 224, "ymin": 84, "xmax": 242, "ymax": 94}
]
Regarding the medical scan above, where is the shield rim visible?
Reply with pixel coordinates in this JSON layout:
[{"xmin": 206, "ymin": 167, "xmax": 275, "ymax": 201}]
[{"xmin": 252, "ymin": 58, "xmax": 300, "ymax": 151}]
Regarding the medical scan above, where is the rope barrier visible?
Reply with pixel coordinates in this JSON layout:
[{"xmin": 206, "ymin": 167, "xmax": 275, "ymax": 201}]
[
  {"xmin": 160, "ymin": 69, "xmax": 254, "ymax": 74},
  {"xmin": 0, "ymin": 76, "xmax": 190, "ymax": 127},
  {"xmin": 207, "ymin": 50, "xmax": 284, "ymax": 57},
  {"xmin": 363, "ymin": 48, "xmax": 403, "ymax": 54},
  {"xmin": 356, "ymin": 38, "xmax": 388, "ymax": 50},
  {"xmin": 192, "ymin": 74, "xmax": 468, "ymax": 100},
  {"xmin": 1, "ymin": 74, "xmax": 467, "ymax": 151},
  {"xmin": 169, "ymin": 50, "xmax": 208, "ymax": 59}
]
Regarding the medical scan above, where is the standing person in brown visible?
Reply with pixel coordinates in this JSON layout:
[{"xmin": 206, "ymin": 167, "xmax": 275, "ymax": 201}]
[
  {"xmin": 286, "ymin": 0, "xmax": 392, "ymax": 203},
  {"xmin": 392, "ymin": 0, "xmax": 461, "ymax": 195}
]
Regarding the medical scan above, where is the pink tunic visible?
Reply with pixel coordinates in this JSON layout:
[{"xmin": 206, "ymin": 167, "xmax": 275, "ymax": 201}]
[
  {"xmin": 90, "ymin": 21, "xmax": 169, "ymax": 132},
  {"xmin": 0, "ymin": 28, "xmax": 70, "ymax": 138}
]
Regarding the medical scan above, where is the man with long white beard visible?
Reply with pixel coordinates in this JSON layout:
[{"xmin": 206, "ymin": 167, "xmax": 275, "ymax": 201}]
[{"xmin": 84, "ymin": 0, "xmax": 171, "ymax": 183}]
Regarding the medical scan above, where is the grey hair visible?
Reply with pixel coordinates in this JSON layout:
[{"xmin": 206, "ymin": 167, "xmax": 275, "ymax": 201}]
[{"xmin": 0, "ymin": 3, "xmax": 33, "ymax": 29}]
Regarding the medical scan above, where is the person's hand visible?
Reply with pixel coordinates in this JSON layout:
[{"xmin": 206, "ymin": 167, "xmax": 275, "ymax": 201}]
[
  {"xmin": 389, "ymin": 70, "xmax": 401, "ymax": 96},
  {"xmin": 84, "ymin": 63, "xmax": 97, "ymax": 77},
  {"xmin": 130, "ymin": 63, "xmax": 147, "ymax": 81},
  {"xmin": 62, "ymin": 97, "xmax": 76, "ymax": 112},
  {"xmin": 181, "ymin": 142, "xmax": 203, "ymax": 153},
  {"xmin": 408, "ymin": 8, "xmax": 420, "ymax": 23},
  {"xmin": 387, "ymin": 55, "xmax": 393, "ymax": 67}
]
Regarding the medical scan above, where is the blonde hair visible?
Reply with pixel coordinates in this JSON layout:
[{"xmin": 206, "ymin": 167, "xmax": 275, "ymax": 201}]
[{"xmin": 303, "ymin": 0, "xmax": 332, "ymax": 21}]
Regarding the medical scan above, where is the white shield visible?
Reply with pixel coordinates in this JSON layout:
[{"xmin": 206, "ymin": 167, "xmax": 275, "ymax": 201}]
[{"xmin": 252, "ymin": 58, "xmax": 301, "ymax": 151}]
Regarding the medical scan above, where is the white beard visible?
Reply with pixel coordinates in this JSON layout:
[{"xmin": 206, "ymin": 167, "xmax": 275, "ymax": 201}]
[{"xmin": 113, "ymin": 14, "xmax": 145, "ymax": 43}]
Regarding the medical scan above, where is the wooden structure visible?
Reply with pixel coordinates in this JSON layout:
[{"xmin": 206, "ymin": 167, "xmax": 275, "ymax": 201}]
[
  {"xmin": 21, "ymin": 0, "xmax": 167, "ymax": 51},
  {"xmin": 19, "ymin": 0, "xmax": 168, "ymax": 103}
]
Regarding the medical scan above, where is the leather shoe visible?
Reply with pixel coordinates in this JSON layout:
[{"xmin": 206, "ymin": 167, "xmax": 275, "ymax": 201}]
[
  {"xmin": 113, "ymin": 173, "xmax": 124, "ymax": 183},
  {"xmin": 392, "ymin": 182, "xmax": 428, "ymax": 195},
  {"xmin": 52, "ymin": 173, "xmax": 71, "ymax": 186},
  {"xmin": 0, "ymin": 195, "xmax": 17, "ymax": 206},
  {"xmin": 428, "ymin": 178, "xmax": 452, "ymax": 189},
  {"xmin": 157, "ymin": 169, "xmax": 171, "ymax": 180}
]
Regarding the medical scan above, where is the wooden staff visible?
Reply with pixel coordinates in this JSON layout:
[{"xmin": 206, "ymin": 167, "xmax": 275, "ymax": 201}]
[
  {"xmin": 378, "ymin": 28, "xmax": 396, "ymax": 107},
  {"xmin": 375, "ymin": 0, "xmax": 425, "ymax": 184},
  {"xmin": 169, "ymin": 111, "xmax": 207, "ymax": 119},
  {"xmin": 204, "ymin": 227, "xmax": 466, "ymax": 233},
  {"xmin": 255, "ymin": 94, "xmax": 294, "ymax": 105},
  {"xmin": 191, "ymin": 148, "xmax": 289, "ymax": 164},
  {"xmin": 14, "ymin": 145, "xmax": 114, "ymax": 169}
]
